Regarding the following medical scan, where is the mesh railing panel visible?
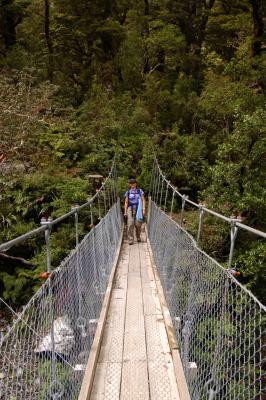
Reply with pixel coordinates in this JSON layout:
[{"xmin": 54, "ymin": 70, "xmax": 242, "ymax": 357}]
[
  {"xmin": 0, "ymin": 201, "xmax": 122, "ymax": 400},
  {"xmin": 148, "ymin": 201, "xmax": 266, "ymax": 400}
]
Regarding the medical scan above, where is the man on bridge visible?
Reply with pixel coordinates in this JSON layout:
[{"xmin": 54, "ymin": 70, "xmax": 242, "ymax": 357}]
[{"xmin": 124, "ymin": 178, "xmax": 145, "ymax": 245}]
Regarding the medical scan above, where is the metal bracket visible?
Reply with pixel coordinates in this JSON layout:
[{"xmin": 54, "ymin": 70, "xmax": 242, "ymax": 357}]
[
  {"xmin": 180, "ymin": 195, "xmax": 189, "ymax": 227},
  {"xmin": 187, "ymin": 361, "xmax": 197, "ymax": 381},
  {"xmin": 228, "ymin": 216, "xmax": 240, "ymax": 268},
  {"xmin": 197, "ymin": 204, "xmax": 204, "ymax": 244}
]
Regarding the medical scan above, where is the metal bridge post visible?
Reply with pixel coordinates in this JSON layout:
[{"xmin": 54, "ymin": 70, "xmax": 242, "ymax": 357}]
[
  {"xmin": 180, "ymin": 195, "xmax": 188, "ymax": 227},
  {"xmin": 112, "ymin": 177, "xmax": 115, "ymax": 205},
  {"xmin": 108, "ymin": 181, "xmax": 112, "ymax": 207},
  {"xmin": 147, "ymin": 196, "xmax": 151, "ymax": 226},
  {"xmin": 98, "ymin": 194, "xmax": 102, "ymax": 220},
  {"xmin": 108, "ymin": 183, "xmax": 113, "ymax": 210},
  {"xmin": 114, "ymin": 171, "xmax": 118, "ymax": 202},
  {"xmin": 159, "ymin": 178, "xmax": 164, "ymax": 208},
  {"xmin": 112, "ymin": 167, "xmax": 117, "ymax": 200},
  {"xmin": 103, "ymin": 186, "xmax": 107, "ymax": 215},
  {"xmin": 164, "ymin": 182, "xmax": 169, "ymax": 212},
  {"xmin": 41, "ymin": 217, "xmax": 56, "ymax": 388},
  {"xmin": 197, "ymin": 204, "xmax": 204, "ymax": 244},
  {"xmin": 182, "ymin": 319, "xmax": 191, "ymax": 377},
  {"xmin": 72, "ymin": 205, "xmax": 79, "ymax": 246},
  {"xmin": 107, "ymin": 184, "xmax": 111, "ymax": 209},
  {"xmin": 112, "ymin": 169, "xmax": 119, "ymax": 223},
  {"xmin": 90, "ymin": 203, "xmax": 98, "ymax": 290},
  {"xmin": 110, "ymin": 174, "xmax": 115, "ymax": 205},
  {"xmin": 155, "ymin": 171, "xmax": 161, "ymax": 205},
  {"xmin": 149, "ymin": 158, "xmax": 155, "ymax": 198},
  {"xmin": 72, "ymin": 205, "xmax": 82, "ymax": 317},
  {"xmin": 228, "ymin": 216, "xmax": 239, "ymax": 268},
  {"xmin": 90, "ymin": 202, "xmax": 94, "ymax": 227},
  {"xmin": 41, "ymin": 217, "xmax": 53, "ymax": 272},
  {"xmin": 170, "ymin": 190, "xmax": 175, "ymax": 218},
  {"xmin": 152, "ymin": 164, "xmax": 158, "ymax": 201}
]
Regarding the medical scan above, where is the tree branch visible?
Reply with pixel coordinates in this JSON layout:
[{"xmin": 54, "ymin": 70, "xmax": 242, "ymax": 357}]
[{"xmin": 0, "ymin": 253, "xmax": 36, "ymax": 269}]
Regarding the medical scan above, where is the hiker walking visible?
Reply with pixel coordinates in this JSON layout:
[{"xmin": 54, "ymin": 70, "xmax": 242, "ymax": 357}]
[{"xmin": 124, "ymin": 178, "xmax": 145, "ymax": 245}]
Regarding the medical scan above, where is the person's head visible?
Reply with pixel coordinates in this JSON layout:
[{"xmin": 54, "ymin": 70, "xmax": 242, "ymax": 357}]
[{"xmin": 128, "ymin": 177, "xmax": 137, "ymax": 189}]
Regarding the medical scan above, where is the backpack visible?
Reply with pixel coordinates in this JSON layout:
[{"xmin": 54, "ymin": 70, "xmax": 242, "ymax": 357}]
[{"xmin": 127, "ymin": 188, "xmax": 141, "ymax": 208}]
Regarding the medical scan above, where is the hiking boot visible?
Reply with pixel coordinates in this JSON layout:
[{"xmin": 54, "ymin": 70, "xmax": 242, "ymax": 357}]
[
  {"xmin": 137, "ymin": 238, "xmax": 141, "ymax": 243},
  {"xmin": 129, "ymin": 240, "xmax": 134, "ymax": 245}
]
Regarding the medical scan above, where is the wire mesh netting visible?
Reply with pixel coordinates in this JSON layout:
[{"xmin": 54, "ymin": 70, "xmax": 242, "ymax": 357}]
[
  {"xmin": 0, "ymin": 200, "xmax": 123, "ymax": 400},
  {"xmin": 148, "ymin": 201, "xmax": 266, "ymax": 400}
]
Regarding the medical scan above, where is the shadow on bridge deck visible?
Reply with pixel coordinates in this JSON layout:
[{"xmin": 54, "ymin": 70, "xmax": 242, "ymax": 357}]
[{"xmin": 81, "ymin": 228, "xmax": 183, "ymax": 400}]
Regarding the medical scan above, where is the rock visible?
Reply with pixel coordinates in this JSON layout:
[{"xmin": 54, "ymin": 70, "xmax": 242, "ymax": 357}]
[
  {"xmin": 78, "ymin": 351, "xmax": 90, "ymax": 363},
  {"xmin": 74, "ymin": 364, "xmax": 86, "ymax": 371},
  {"xmin": 34, "ymin": 315, "xmax": 74, "ymax": 356},
  {"xmin": 35, "ymin": 377, "xmax": 41, "ymax": 385}
]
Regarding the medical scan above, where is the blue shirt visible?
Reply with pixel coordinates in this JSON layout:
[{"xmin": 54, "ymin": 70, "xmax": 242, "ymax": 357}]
[{"xmin": 124, "ymin": 188, "xmax": 144, "ymax": 207}]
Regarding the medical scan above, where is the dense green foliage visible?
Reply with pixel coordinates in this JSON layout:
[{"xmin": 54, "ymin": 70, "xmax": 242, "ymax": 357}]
[{"xmin": 0, "ymin": 0, "xmax": 265, "ymax": 306}]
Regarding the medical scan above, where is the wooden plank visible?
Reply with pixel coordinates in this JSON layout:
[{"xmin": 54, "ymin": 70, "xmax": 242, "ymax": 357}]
[
  {"xmin": 139, "ymin": 241, "xmax": 180, "ymax": 400},
  {"xmin": 145, "ymin": 226, "xmax": 191, "ymax": 400},
  {"xmin": 86, "ymin": 224, "xmax": 188, "ymax": 400},
  {"xmin": 98, "ymin": 255, "xmax": 128, "ymax": 364},
  {"xmin": 97, "ymin": 290, "xmax": 126, "ymax": 363},
  {"xmin": 90, "ymin": 245, "xmax": 129, "ymax": 400},
  {"xmin": 122, "ymin": 252, "xmax": 147, "ymax": 362},
  {"xmin": 172, "ymin": 350, "xmax": 192, "ymax": 400},
  {"xmin": 78, "ymin": 225, "xmax": 124, "ymax": 400},
  {"xmin": 120, "ymin": 360, "xmax": 149, "ymax": 400},
  {"xmin": 142, "ymin": 283, "xmax": 162, "ymax": 316},
  {"xmin": 120, "ymin": 242, "xmax": 149, "ymax": 399},
  {"xmin": 91, "ymin": 361, "xmax": 122, "ymax": 400},
  {"xmin": 145, "ymin": 315, "xmax": 180, "ymax": 400},
  {"xmin": 90, "ymin": 361, "xmax": 107, "ymax": 400},
  {"xmin": 140, "ymin": 244, "xmax": 164, "ymax": 316}
]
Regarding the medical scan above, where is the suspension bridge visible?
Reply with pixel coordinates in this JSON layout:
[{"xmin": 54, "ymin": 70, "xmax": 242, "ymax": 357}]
[{"xmin": 0, "ymin": 157, "xmax": 265, "ymax": 400}]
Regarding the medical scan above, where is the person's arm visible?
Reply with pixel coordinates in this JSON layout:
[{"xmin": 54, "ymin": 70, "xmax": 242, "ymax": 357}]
[
  {"xmin": 142, "ymin": 194, "xmax": 145, "ymax": 216},
  {"xmin": 124, "ymin": 195, "xmax": 128, "ymax": 215}
]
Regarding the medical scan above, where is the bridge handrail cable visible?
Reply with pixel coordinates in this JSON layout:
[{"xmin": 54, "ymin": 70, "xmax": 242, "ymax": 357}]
[
  {"xmin": 0, "ymin": 157, "xmax": 117, "ymax": 252},
  {"xmin": 151, "ymin": 156, "xmax": 266, "ymax": 268},
  {"xmin": 152, "ymin": 156, "xmax": 266, "ymax": 238},
  {"xmin": 147, "ymin": 200, "xmax": 265, "ymax": 399},
  {"xmin": 0, "ymin": 156, "xmax": 123, "ymax": 400}
]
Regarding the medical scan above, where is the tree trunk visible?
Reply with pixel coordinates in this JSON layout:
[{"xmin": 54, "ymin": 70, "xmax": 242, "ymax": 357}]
[
  {"xmin": 0, "ymin": 0, "xmax": 18, "ymax": 53},
  {"xmin": 0, "ymin": 6, "xmax": 5, "ymax": 58},
  {"xmin": 249, "ymin": 0, "xmax": 264, "ymax": 57},
  {"xmin": 144, "ymin": 0, "xmax": 149, "ymax": 16},
  {"xmin": 177, "ymin": 0, "xmax": 216, "ymax": 92},
  {"xmin": 0, "ymin": 253, "xmax": 36, "ymax": 272},
  {"xmin": 44, "ymin": 0, "xmax": 54, "ymax": 81},
  {"xmin": 143, "ymin": 0, "xmax": 150, "ymax": 73}
]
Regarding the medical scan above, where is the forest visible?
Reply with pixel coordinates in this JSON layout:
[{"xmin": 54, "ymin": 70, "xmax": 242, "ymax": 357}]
[{"xmin": 0, "ymin": 0, "xmax": 265, "ymax": 312}]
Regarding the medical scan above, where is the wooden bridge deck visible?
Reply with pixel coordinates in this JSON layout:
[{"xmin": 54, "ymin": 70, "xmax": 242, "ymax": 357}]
[{"xmin": 89, "ymin": 230, "xmax": 181, "ymax": 400}]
